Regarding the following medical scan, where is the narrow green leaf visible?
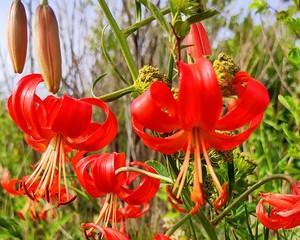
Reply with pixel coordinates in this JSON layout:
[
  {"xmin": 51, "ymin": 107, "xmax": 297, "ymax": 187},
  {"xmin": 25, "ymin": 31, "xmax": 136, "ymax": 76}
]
[
  {"xmin": 186, "ymin": 9, "xmax": 219, "ymax": 24},
  {"xmin": 138, "ymin": 0, "xmax": 171, "ymax": 33},
  {"xmin": 146, "ymin": 160, "xmax": 170, "ymax": 177}
]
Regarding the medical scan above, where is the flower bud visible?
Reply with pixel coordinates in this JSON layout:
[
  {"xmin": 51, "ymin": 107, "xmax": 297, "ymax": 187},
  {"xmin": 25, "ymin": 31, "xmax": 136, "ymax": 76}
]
[
  {"xmin": 34, "ymin": 4, "xmax": 61, "ymax": 93},
  {"xmin": 7, "ymin": 0, "xmax": 27, "ymax": 73}
]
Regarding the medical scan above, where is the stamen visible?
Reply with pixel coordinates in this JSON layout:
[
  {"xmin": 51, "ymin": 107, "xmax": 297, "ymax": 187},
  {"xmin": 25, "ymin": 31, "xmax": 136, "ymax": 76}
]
[
  {"xmin": 22, "ymin": 135, "xmax": 73, "ymax": 203},
  {"xmin": 200, "ymin": 135, "xmax": 228, "ymax": 209},
  {"xmin": 200, "ymin": 136, "xmax": 223, "ymax": 193},
  {"xmin": 172, "ymin": 132, "xmax": 192, "ymax": 199},
  {"xmin": 189, "ymin": 129, "xmax": 205, "ymax": 215}
]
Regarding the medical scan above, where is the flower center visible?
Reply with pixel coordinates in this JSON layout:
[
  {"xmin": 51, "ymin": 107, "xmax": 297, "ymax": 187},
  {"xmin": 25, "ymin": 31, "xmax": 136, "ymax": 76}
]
[
  {"xmin": 172, "ymin": 128, "xmax": 228, "ymax": 214},
  {"xmin": 23, "ymin": 135, "xmax": 76, "ymax": 205}
]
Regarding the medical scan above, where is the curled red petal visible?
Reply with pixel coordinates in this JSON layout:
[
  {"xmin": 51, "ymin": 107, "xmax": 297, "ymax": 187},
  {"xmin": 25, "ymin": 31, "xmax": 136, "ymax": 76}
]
[
  {"xmin": 66, "ymin": 98, "xmax": 118, "ymax": 151},
  {"xmin": 178, "ymin": 59, "xmax": 222, "ymax": 130},
  {"xmin": 118, "ymin": 161, "xmax": 160, "ymax": 205},
  {"xmin": 216, "ymin": 72, "xmax": 269, "ymax": 131},
  {"xmin": 8, "ymin": 74, "xmax": 50, "ymax": 140},
  {"xmin": 74, "ymin": 154, "xmax": 104, "ymax": 198},
  {"xmin": 185, "ymin": 22, "xmax": 212, "ymax": 59},
  {"xmin": 256, "ymin": 199, "xmax": 284, "ymax": 230},
  {"xmin": 131, "ymin": 81, "xmax": 179, "ymax": 132},
  {"xmin": 132, "ymin": 119, "xmax": 188, "ymax": 154},
  {"xmin": 204, "ymin": 114, "xmax": 263, "ymax": 151},
  {"xmin": 1, "ymin": 174, "xmax": 24, "ymax": 196},
  {"xmin": 51, "ymin": 95, "xmax": 92, "ymax": 138},
  {"xmin": 92, "ymin": 153, "xmax": 126, "ymax": 194},
  {"xmin": 256, "ymin": 193, "xmax": 300, "ymax": 230}
]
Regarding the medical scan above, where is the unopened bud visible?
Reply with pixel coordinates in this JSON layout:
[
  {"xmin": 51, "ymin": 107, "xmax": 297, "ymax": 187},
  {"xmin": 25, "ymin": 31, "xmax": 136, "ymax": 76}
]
[
  {"xmin": 7, "ymin": 0, "xmax": 27, "ymax": 73},
  {"xmin": 34, "ymin": 4, "xmax": 61, "ymax": 93}
]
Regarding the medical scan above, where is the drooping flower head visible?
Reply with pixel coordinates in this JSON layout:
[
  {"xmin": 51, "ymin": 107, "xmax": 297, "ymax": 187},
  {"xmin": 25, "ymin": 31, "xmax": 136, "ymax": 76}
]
[
  {"xmin": 73, "ymin": 152, "xmax": 160, "ymax": 239},
  {"xmin": 256, "ymin": 182, "xmax": 300, "ymax": 230},
  {"xmin": 131, "ymin": 22, "xmax": 269, "ymax": 213},
  {"xmin": 5, "ymin": 74, "xmax": 118, "ymax": 205}
]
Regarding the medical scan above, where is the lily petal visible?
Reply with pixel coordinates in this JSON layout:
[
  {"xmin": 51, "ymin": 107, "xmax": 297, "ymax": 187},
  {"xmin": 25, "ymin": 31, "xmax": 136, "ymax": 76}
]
[
  {"xmin": 216, "ymin": 72, "xmax": 269, "ymax": 130},
  {"xmin": 131, "ymin": 81, "xmax": 179, "ymax": 132},
  {"xmin": 178, "ymin": 59, "xmax": 222, "ymax": 130},
  {"xmin": 132, "ymin": 119, "xmax": 188, "ymax": 154}
]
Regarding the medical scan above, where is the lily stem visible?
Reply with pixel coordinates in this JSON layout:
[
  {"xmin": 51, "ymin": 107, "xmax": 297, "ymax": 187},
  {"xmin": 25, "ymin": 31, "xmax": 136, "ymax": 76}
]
[
  {"xmin": 97, "ymin": 0, "xmax": 138, "ymax": 82},
  {"xmin": 212, "ymin": 174, "xmax": 294, "ymax": 225},
  {"xmin": 97, "ymin": 85, "xmax": 136, "ymax": 102},
  {"xmin": 115, "ymin": 166, "xmax": 173, "ymax": 184}
]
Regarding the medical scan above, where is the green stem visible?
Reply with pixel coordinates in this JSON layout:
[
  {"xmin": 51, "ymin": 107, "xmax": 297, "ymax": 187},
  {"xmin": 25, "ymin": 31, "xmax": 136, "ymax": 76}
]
[
  {"xmin": 115, "ymin": 166, "xmax": 173, "ymax": 184},
  {"xmin": 166, "ymin": 214, "xmax": 190, "ymax": 236},
  {"xmin": 98, "ymin": 85, "xmax": 135, "ymax": 102},
  {"xmin": 212, "ymin": 174, "xmax": 294, "ymax": 225},
  {"xmin": 123, "ymin": 7, "xmax": 171, "ymax": 37},
  {"xmin": 97, "ymin": 0, "xmax": 138, "ymax": 81}
]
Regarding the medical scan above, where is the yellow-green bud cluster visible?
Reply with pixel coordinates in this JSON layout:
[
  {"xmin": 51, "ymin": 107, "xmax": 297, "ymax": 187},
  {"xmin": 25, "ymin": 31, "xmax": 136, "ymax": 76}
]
[
  {"xmin": 133, "ymin": 65, "xmax": 169, "ymax": 96},
  {"xmin": 213, "ymin": 53, "xmax": 240, "ymax": 97}
]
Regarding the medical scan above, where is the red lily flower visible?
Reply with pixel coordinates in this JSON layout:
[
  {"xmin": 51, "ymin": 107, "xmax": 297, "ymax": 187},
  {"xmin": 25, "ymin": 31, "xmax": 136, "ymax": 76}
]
[
  {"xmin": 6, "ymin": 74, "xmax": 117, "ymax": 204},
  {"xmin": 256, "ymin": 183, "xmax": 300, "ymax": 230},
  {"xmin": 153, "ymin": 234, "xmax": 172, "ymax": 240},
  {"xmin": 1, "ymin": 170, "xmax": 57, "ymax": 221},
  {"xmin": 131, "ymin": 57, "xmax": 269, "ymax": 213},
  {"xmin": 73, "ymin": 152, "xmax": 160, "ymax": 238},
  {"xmin": 185, "ymin": 22, "xmax": 211, "ymax": 59}
]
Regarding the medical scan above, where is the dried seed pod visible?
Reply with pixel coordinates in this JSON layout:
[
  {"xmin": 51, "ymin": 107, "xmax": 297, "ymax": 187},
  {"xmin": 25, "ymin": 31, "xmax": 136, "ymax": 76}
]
[
  {"xmin": 7, "ymin": 0, "xmax": 27, "ymax": 73},
  {"xmin": 34, "ymin": 3, "xmax": 61, "ymax": 93}
]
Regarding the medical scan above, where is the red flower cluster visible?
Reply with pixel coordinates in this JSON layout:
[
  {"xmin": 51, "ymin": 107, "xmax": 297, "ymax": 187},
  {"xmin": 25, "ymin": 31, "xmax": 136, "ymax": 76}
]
[{"xmin": 73, "ymin": 152, "xmax": 160, "ymax": 238}]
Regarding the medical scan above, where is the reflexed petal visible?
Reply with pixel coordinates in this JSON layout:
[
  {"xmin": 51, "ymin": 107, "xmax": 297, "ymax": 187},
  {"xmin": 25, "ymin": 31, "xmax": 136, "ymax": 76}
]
[
  {"xmin": 256, "ymin": 199, "xmax": 285, "ymax": 230},
  {"xmin": 216, "ymin": 72, "xmax": 269, "ymax": 130},
  {"xmin": 204, "ymin": 114, "xmax": 263, "ymax": 151},
  {"xmin": 185, "ymin": 22, "xmax": 212, "ymax": 59},
  {"xmin": 132, "ymin": 119, "xmax": 188, "ymax": 154},
  {"xmin": 92, "ymin": 153, "xmax": 126, "ymax": 194},
  {"xmin": 66, "ymin": 98, "xmax": 118, "ymax": 151},
  {"xmin": 178, "ymin": 59, "xmax": 222, "ymax": 130},
  {"xmin": 256, "ymin": 192, "xmax": 300, "ymax": 230},
  {"xmin": 131, "ymin": 81, "xmax": 179, "ymax": 132},
  {"xmin": 51, "ymin": 95, "xmax": 92, "ymax": 138},
  {"xmin": 118, "ymin": 161, "xmax": 160, "ymax": 205},
  {"xmin": 8, "ymin": 74, "xmax": 47, "ymax": 139},
  {"xmin": 74, "ymin": 154, "xmax": 104, "ymax": 198}
]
